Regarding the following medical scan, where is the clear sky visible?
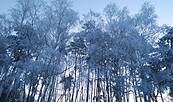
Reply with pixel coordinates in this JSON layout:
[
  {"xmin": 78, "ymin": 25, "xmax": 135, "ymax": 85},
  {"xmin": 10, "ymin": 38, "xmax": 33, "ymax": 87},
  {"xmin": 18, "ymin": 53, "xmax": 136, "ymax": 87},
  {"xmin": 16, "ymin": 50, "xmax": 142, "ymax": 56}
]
[{"xmin": 0, "ymin": 0, "xmax": 172, "ymax": 26}]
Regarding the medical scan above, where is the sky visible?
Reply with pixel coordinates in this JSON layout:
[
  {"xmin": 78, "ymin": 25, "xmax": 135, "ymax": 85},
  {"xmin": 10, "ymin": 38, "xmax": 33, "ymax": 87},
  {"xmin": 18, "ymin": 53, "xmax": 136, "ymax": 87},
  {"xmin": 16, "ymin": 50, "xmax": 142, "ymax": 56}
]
[{"xmin": 0, "ymin": 0, "xmax": 172, "ymax": 26}]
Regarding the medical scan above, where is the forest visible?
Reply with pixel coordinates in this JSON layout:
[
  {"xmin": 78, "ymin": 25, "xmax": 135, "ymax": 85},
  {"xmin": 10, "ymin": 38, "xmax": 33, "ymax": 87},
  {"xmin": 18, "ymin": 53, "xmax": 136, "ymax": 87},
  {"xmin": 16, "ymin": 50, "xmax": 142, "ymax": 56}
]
[{"xmin": 0, "ymin": 0, "xmax": 173, "ymax": 102}]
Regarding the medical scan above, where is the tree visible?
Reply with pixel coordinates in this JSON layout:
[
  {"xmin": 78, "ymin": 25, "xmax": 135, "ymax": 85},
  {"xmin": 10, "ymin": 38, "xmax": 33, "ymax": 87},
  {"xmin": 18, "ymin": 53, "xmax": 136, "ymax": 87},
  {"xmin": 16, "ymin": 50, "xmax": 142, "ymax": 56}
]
[
  {"xmin": 133, "ymin": 2, "xmax": 159, "ymax": 44},
  {"xmin": 0, "ymin": 0, "xmax": 172, "ymax": 102}
]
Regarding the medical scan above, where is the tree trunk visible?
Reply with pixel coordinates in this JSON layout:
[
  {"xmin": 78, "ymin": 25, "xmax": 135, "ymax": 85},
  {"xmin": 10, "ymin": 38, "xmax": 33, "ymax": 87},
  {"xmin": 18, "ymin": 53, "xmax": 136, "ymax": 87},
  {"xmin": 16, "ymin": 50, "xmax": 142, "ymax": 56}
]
[
  {"xmin": 71, "ymin": 55, "xmax": 77, "ymax": 102},
  {"xmin": 106, "ymin": 72, "xmax": 110, "ymax": 102},
  {"xmin": 86, "ymin": 68, "xmax": 90, "ymax": 102},
  {"xmin": 37, "ymin": 81, "xmax": 45, "ymax": 102}
]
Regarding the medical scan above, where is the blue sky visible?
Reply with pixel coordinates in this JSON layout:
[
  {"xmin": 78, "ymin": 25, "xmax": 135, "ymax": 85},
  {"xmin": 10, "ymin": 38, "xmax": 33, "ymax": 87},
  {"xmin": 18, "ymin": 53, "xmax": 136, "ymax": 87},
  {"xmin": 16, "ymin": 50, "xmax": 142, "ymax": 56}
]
[{"xmin": 0, "ymin": 0, "xmax": 172, "ymax": 26}]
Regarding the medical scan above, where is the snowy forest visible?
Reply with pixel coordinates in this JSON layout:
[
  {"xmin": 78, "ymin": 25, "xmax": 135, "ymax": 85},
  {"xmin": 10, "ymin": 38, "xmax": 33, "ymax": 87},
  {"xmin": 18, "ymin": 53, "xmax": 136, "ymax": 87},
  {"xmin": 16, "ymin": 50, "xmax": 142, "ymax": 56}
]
[{"xmin": 0, "ymin": 0, "xmax": 173, "ymax": 102}]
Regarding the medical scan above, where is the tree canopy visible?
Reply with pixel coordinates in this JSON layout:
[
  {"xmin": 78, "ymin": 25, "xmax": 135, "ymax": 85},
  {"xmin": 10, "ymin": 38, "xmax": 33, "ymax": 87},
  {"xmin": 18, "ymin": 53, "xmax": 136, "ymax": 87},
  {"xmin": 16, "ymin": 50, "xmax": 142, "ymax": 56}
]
[{"xmin": 0, "ymin": 0, "xmax": 172, "ymax": 102}]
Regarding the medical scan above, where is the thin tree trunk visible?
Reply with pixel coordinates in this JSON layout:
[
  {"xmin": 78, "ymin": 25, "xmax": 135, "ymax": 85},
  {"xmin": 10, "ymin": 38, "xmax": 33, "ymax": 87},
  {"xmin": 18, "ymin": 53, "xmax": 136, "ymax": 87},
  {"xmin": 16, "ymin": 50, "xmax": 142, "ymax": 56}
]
[
  {"xmin": 23, "ymin": 83, "xmax": 26, "ymax": 102},
  {"xmin": 75, "ymin": 88, "xmax": 79, "ymax": 102},
  {"xmin": 106, "ymin": 73, "xmax": 110, "ymax": 102},
  {"xmin": 30, "ymin": 82, "xmax": 39, "ymax": 101},
  {"xmin": 160, "ymin": 91, "xmax": 164, "ymax": 102},
  {"xmin": 40, "ymin": 79, "xmax": 51, "ymax": 102},
  {"xmin": 96, "ymin": 67, "xmax": 100, "ymax": 102},
  {"xmin": 85, "ymin": 68, "xmax": 90, "ymax": 102},
  {"xmin": 26, "ymin": 83, "xmax": 32, "ymax": 102},
  {"xmin": 37, "ymin": 81, "xmax": 45, "ymax": 102},
  {"xmin": 48, "ymin": 76, "xmax": 56, "ymax": 102},
  {"xmin": 71, "ymin": 65, "xmax": 77, "ymax": 102}
]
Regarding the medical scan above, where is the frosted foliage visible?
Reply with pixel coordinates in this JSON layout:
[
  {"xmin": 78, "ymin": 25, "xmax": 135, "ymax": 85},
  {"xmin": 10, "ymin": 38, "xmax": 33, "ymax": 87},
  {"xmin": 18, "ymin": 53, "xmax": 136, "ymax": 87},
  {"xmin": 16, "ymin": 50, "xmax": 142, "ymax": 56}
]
[{"xmin": 0, "ymin": 0, "xmax": 172, "ymax": 102}]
